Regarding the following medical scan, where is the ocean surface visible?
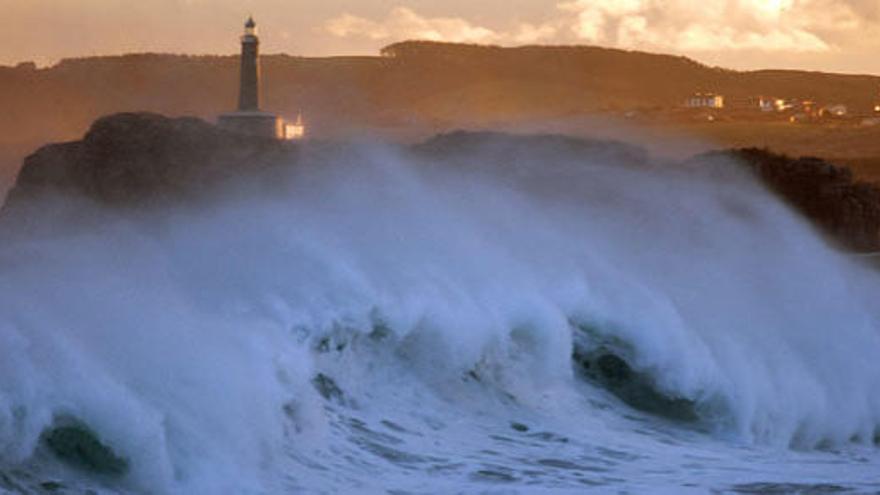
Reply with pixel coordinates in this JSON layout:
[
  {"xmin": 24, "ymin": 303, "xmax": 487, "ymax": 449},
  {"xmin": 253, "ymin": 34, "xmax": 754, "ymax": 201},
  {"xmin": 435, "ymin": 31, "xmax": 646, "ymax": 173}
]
[{"xmin": 0, "ymin": 141, "xmax": 878, "ymax": 494}]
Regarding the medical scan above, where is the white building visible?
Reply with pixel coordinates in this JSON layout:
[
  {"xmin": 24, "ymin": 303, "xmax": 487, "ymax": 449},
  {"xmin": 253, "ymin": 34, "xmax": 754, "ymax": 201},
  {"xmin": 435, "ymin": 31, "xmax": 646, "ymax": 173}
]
[
  {"xmin": 759, "ymin": 97, "xmax": 793, "ymax": 112},
  {"xmin": 685, "ymin": 93, "xmax": 724, "ymax": 109},
  {"xmin": 284, "ymin": 114, "xmax": 306, "ymax": 140},
  {"xmin": 820, "ymin": 104, "xmax": 848, "ymax": 117}
]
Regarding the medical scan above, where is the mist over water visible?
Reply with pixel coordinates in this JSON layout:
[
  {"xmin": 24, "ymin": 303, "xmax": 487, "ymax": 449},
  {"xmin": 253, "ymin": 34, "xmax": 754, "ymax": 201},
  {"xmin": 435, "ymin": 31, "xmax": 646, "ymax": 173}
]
[{"xmin": 0, "ymin": 139, "xmax": 879, "ymax": 494}]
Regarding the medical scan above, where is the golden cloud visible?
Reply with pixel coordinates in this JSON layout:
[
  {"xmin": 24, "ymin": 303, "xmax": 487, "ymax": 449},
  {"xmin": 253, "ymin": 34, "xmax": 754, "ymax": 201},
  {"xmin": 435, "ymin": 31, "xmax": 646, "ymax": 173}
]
[{"xmin": 323, "ymin": 0, "xmax": 880, "ymax": 54}]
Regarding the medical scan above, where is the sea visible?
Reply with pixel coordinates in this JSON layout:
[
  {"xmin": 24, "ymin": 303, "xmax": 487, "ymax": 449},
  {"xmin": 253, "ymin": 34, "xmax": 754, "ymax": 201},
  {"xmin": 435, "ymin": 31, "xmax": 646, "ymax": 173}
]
[{"xmin": 0, "ymin": 139, "xmax": 878, "ymax": 494}]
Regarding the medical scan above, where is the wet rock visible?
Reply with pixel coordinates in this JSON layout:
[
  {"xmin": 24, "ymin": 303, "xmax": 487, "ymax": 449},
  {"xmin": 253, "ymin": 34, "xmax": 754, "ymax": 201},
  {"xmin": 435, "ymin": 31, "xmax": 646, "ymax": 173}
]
[
  {"xmin": 6, "ymin": 112, "xmax": 291, "ymax": 209},
  {"xmin": 695, "ymin": 148, "xmax": 880, "ymax": 252}
]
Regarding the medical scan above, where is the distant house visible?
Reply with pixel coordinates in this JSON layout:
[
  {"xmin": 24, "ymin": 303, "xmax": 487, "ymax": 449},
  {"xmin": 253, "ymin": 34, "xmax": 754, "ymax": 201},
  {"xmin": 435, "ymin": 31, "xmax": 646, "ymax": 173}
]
[
  {"xmin": 801, "ymin": 100, "xmax": 817, "ymax": 115},
  {"xmin": 758, "ymin": 97, "xmax": 795, "ymax": 112},
  {"xmin": 820, "ymin": 104, "xmax": 848, "ymax": 117},
  {"xmin": 759, "ymin": 97, "xmax": 779, "ymax": 112},
  {"xmin": 685, "ymin": 93, "xmax": 724, "ymax": 109}
]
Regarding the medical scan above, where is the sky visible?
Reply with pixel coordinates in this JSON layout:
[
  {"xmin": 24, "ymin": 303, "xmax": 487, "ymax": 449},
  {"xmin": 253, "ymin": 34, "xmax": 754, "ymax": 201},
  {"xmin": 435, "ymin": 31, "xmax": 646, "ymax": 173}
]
[{"xmin": 1, "ymin": 0, "xmax": 878, "ymax": 75}]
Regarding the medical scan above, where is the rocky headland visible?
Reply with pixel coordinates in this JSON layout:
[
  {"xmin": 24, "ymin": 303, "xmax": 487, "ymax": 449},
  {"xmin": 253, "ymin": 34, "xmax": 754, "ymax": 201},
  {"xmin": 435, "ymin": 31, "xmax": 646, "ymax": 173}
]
[
  {"xmin": 5, "ymin": 112, "xmax": 292, "ymax": 207},
  {"xmin": 697, "ymin": 148, "xmax": 880, "ymax": 252},
  {"xmin": 5, "ymin": 112, "xmax": 880, "ymax": 252}
]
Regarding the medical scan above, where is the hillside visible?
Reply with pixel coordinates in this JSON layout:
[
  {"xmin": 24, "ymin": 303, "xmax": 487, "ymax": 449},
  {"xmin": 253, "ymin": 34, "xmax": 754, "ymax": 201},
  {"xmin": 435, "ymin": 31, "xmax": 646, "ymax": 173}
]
[{"xmin": 2, "ymin": 41, "xmax": 880, "ymax": 186}]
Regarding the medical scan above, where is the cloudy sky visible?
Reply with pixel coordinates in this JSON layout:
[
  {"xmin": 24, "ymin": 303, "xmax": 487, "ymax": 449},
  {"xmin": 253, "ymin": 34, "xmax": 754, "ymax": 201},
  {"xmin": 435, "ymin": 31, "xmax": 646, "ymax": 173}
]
[{"xmin": 2, "ymin": 0, "xmax": 878, "ymax": 74}]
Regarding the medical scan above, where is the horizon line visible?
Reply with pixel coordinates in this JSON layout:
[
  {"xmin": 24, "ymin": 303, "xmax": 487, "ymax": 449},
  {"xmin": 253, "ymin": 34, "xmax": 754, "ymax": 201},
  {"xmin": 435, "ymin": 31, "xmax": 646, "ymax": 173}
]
[{"xmin": 4, "ymin": 41, "xmax": 880, "ymax": 78}]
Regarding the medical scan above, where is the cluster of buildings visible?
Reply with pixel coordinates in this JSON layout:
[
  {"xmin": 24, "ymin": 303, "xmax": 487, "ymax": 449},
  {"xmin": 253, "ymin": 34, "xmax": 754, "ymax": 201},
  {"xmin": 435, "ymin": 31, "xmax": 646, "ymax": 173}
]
[
  {"xmin": 685, "ymin": 93, "xmax": 725, "ymax": 109},
  {"xmin": 683, "ymin": 91, "xmax": 880, "ymax": 125},
  {"xmin": 218, "ymin": 17, "xmax": 305, "ymax": 140}
]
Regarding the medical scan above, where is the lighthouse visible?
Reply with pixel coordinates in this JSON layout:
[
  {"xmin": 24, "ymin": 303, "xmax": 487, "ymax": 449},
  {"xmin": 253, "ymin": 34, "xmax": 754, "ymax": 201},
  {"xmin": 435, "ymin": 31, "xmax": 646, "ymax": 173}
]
[
  {"xmin": 238, "ymin": 16, "xmax": 260, "ymax": 111},
  {"xmin": 218, "ymin": 17, "xmax": 304, "ymax": 140}
]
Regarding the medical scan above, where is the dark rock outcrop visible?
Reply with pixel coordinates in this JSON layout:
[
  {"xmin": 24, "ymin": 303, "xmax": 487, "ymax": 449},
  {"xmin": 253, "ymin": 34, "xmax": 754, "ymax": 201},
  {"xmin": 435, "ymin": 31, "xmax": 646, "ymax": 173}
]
[
  {"xmin": 698, "ymin": 148, "xmax": 880, "ymax": 252},
  {"xmin": 6, "ymin": 112, "xmax": 880, "ymax": 252},
  {"xmin": 6, "ymin": 112, "xmax": 291, "ymax": 208}
]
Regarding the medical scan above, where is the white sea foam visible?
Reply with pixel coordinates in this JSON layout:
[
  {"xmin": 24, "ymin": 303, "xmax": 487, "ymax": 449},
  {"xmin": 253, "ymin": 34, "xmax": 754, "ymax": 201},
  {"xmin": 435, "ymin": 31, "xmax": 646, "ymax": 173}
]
[{"xmin": 0, "ymin": 139, "xmax": 878, "ymax": 493}]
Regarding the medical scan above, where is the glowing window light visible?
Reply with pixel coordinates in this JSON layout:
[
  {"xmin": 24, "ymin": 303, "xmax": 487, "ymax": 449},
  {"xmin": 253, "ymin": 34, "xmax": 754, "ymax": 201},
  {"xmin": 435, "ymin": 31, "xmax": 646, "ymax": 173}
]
[{"xmin": 285, "ymin": 124, "xmax": 305, "ymax": 140}]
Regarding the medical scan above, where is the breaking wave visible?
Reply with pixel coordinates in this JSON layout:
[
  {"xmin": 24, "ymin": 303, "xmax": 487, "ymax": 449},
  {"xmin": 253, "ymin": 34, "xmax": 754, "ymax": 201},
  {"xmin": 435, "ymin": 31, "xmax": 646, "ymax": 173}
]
[{"xmin": 0, "ymin": 138, "xmax": 879, "ymax": 493}]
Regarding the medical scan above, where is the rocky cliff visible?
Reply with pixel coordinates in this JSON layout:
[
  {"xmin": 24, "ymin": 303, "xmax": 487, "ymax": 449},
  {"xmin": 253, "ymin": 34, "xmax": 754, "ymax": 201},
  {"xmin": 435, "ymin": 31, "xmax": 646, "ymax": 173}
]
[
  {"xmin": 6, "ymin": 112, "xmax": 880, "ymax": 252},
  {"xmin": 697, "ymin": 148, "xmax": 880, "ymax": 252},
  {"xmin": 5, "ymin": 112, "xmax": 291, "ymax": 208}
]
